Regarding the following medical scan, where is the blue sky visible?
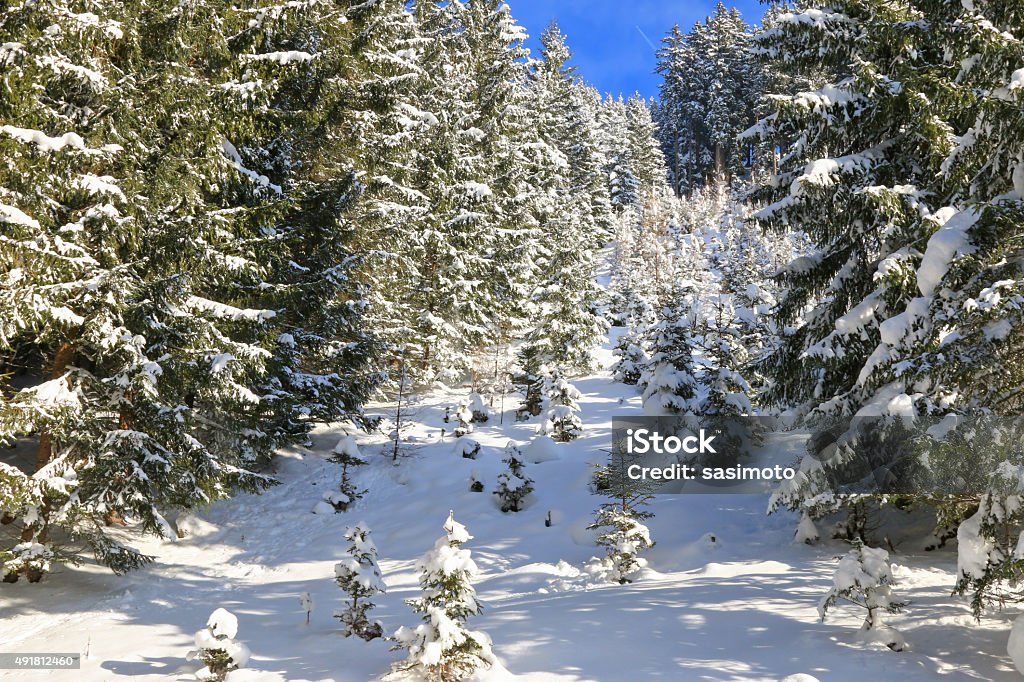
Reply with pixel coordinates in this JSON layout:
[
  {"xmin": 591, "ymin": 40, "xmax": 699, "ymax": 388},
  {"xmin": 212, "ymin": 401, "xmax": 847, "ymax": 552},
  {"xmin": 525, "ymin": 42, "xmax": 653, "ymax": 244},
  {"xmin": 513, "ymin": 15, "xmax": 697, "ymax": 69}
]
[{"xmin": 506, "ymin": 0, "xmax": 766, "ymax": 99}]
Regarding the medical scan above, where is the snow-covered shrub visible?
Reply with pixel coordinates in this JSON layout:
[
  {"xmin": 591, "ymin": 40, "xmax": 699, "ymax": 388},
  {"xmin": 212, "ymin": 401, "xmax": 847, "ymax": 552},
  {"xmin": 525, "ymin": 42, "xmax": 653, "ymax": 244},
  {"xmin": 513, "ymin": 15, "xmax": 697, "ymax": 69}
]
[
  {"xmin": 452, "ymin": 437, "xmax": 481, "ymax": 460},
  {"xmin": 392, "ymin": 511, "xmax": 493, "ymax": 680},
  {"xmin": 494, "ymin": 443, "xmax": 534, "ymax": 513},
  {"xmin": 588, "ymin": 507, "xmax": 653, "ymax": 584},
  {"xmin": 453, "ymin": 399, "xmax": 474, "ymax": 437},
  {"xmin": 538, "ymin": 375, "xmax": 583, "ymax": 442},
  {"xmin": 819, "ymin": 539, "xmax": 905, "ymax": 650},
  {"xmin": 325, "ymin": 436, "xmax": 367, "ymax": 512},
  {"xmin": 187, "ymin": 608, "xmax": 251, "ymax": 681},
  {"xmin": 467, "ymin": 393, "xmax": 489, "ymax": 423},
  {"xmin": 334, "ymin": 524, "xmax": 385, "ymax": 640}
]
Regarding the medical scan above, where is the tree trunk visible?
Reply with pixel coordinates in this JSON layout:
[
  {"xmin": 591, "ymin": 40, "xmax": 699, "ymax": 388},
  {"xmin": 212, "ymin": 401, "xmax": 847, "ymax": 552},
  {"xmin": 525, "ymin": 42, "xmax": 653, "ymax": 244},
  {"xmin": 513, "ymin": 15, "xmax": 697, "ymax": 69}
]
[
  {"xmin": 35, "ymin": 341, "xmax": 76, "ymax": 472},
  {"xmin": 715, "ymin": 143, "xmax": 728, "ymax": 184}
]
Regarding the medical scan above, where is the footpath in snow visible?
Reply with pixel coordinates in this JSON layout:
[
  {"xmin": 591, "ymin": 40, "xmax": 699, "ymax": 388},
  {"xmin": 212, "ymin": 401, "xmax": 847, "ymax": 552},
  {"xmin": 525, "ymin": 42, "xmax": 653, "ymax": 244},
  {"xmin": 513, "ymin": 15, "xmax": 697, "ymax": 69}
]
[{"xmin": 2, "ymin": 329, "xmax": 1017, "ymax": 681}]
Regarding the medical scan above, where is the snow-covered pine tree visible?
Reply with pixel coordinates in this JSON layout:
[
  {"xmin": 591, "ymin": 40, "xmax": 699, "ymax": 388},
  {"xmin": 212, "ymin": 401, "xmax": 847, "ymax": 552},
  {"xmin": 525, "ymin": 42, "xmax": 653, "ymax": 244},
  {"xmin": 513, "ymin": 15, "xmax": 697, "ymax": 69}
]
[
  {"xmin": 589, "ymin": 506, "xmax": 655, "ymax": 585},
  {"xmin": 599, "ymin": 96, "xmax": 642, "ymax": 213},
  {"xmin": 345, "ymin": 0, "xmax": 430, "ymax": 370},
  {"xmin": 538, "ymin": 374, "xmax": 584, "ymax": 443},
  {"xmin": 656, "ymin": 3, "xmax": 761, "ymax": 193},
  {"xmin": 625, "ymin": 94, "xmax": 670, "ymax": 200},
  {"xmin": 612, "ymin": 334, "xmax": 649, "ymax": 386},
  {"xmin": 0, "ymin": 0, "xmax": 296, "ymax": 577},
  {"xmin": 641, "ymin": 302, "xmax": 698, "ymax": 416},
  {"xmin": 229, "ymin": 0, "xmax": 384, "ymax": 436},
  {"xmin": 749, "ymin": 1, "xmax": 946, "ymax": 422},
  {"xmin": 516, "ymin": 23, "xmax": 608, "ymax": 381},
  {"xmin": 567, "ymin": 84, "xmax": 616, "ymax": 245},
  {"xmin": 393, "ymin": 0, "xmax": 533, "ymax": 384},
  {"xmin": 515, "ymin": 361, "xmax": 551, "ymax": 420},
  {"xmin": 334, "ymin": 523, "xmax": 385, "ymax": 641},
  {"xmin": 392, "ymin": 511, "xmax": 493, "ymax": 681},
  {"xmin": 326, "ymin": 436, "xmax": 367, "ymax": 512},
  {"xmin": 494, "ymin": 443, "xmax": 534, "ymax": 513},
  {"xmin": 692, "ymin": 295, "xmax": 762, "ymax": 465},
  {"xmin": 819, "ymin": 538, "xmax": 905, "ymax": 650},
  {"xmin": 655, "ymin": 24, "xmax": 691, "ymax": 196},
  {"xmin": 753, "ymin": 2, "xmax": 1024, "ymax": 564},
  {"xmin": 589, "ymin": 444, "xmax": 658, "ymax": 584},
  {"xmin": 187, "ymin": 608, "xmax": 251, "ymax": 681}
]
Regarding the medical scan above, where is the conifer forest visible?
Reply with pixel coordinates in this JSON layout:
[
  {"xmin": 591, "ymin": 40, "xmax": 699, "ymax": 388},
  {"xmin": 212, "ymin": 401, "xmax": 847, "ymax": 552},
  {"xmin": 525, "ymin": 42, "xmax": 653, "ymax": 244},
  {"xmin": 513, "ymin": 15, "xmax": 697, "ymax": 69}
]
[{"xmin": 2, "ymin": 0, "xmax": 1024, "ymax": 680}]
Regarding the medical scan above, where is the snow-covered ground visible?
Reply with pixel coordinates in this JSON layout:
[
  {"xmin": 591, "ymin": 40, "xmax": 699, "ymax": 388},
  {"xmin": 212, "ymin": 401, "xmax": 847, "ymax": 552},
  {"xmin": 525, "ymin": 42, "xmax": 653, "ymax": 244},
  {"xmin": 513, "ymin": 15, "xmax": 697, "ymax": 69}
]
[{"xmin": 2, "ymin": 330, "xmax": 1019, "ymax": 681}]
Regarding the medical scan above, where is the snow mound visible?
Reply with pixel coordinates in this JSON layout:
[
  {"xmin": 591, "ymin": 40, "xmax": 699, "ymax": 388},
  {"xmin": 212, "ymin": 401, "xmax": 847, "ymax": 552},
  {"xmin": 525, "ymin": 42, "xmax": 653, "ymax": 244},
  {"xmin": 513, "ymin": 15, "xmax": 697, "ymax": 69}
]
[
  {"xmin": 223, "ymin": 671, "xmax": 286, "ymax": 681},
  {"xmin": 334, "ymin": 435, "xmax": 361, "ymax": 457},
  {"xmin": 855, "ymin": 624, "xmax": 907, "ymax": 652},
  {"xmin": 523, "ymin": 435, "xmax": 560, "ymax": 463},
  {"xmin": 311, "ymin": 500, "xmax": 335, "ymax": 515},
  {"xmin": 176, "ymin": 514, "xmax": 220, "ymax": 539},
  {"xmin": 780, "ymin": 675, "xmax": 821, "ymax": 682},
  {"xmin": 1008, "ymin": 614, "xmax": 1024, "ymax": 675}
]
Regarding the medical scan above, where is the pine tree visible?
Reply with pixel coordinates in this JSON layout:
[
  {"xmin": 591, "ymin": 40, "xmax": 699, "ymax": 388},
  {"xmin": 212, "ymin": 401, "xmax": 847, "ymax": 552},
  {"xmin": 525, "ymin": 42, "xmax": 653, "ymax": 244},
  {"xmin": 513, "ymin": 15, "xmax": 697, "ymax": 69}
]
[
  {"xmin": 515, "ymin": 361, "xmax": 550, "ymax": 420},
  {"xmin": 187, "ymin": 608, "xmax": 251, "ymax": 681},
  {"xmin": 538, "ymin": 374, "xmax": 584, "ymax": 443},
  {"xmin": 655, "ymin": 4, "xmax": 761, "ymax": 193},
  {"xmin": 0, "ymin": 0, "xmax": 293, "ymax": 576},
  {"xmin": 334, "ymin": 524, "xmax": 385, "ymax": 641},
  {"xmin": 589, "ymin": 444, "xmax": 658, "ymax": 584},
  {"xmin": 751, "ymin": 2, "xmax": 1024, "ymax": 563},
  {"xmin": 494, "ymin": 443, "xmax": 534, "ymax": 513},
  {"xmin": 641, "ymin": 303, "xmax": 698, "ymax": 416},
  {"xmin": 517, "ymin": 23, "xmax": 608, "ymax": 380},
  {"xmin": 819, "ymin": 538, "xmax": 905, "ymax": 650},
  {"xmin": 612, "ymin": 334, "xmax": 648, "ymax": 386},
  {"xmin": 600, "ymin": 96, "xmax": 642, "ymax": 212},
  {"xmin": 692, "ymin": 294, "xmax": 762, "ymax": 465},
  {"xmin": 325, "ymin": 436, "xmax": 367, "ymax": 512},
  {"xmin": 392, "ymin": 511, "xmax": 493, "ymax": 681}
]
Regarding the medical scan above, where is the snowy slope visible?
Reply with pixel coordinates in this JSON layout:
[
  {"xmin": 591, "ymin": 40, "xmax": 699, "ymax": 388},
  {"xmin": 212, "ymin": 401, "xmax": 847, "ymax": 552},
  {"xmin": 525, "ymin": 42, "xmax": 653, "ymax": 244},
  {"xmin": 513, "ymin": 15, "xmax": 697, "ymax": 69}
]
[{"xmin": 1, "ymin": 329, "xmax": 1019, "ymax": 681}]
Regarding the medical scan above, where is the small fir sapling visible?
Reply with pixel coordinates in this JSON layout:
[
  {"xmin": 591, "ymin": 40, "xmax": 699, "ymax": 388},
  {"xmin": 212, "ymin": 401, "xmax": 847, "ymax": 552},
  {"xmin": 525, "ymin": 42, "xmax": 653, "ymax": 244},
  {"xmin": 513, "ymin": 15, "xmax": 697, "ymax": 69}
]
[
  {"xmin": 493, "ymin": 443, "xmax": 534, "ymax": 512},
  {"xmin": 588, "ymin": 441, "xmax": 658, "ymax": 584},
  {"xmin": 187, "ymin": 608, "xmax": 250, "ymax": 681},
  {"xmin": 588, "ymin": 507, "xmax": 654, "ymax": 584},
  {"xmin": 299, "ymin": 592, "xmax": 314, "ymax": 625},
  {"xmin": 469, "ymin": 470, "xmax": 485, "ymax": 493},
  {"xmin": 334, "ymin": 524, "xmax": 385, "ymax": 641},
  {"xmin": 392, "ymin": 511, "xmax": 493, "ymax": 681},
  {"xmin": 612, "ymin": 334, "xmax": 647, "ymax": 386},
  {"xmin": 538, "ymin": 375, "xmax": 583, "ymax": 442},
  {"xmin": 453, "ymin": 399, "xmax": 474, "ymax": 437},
  {"xmin": 515, "ymin": 363, "xmax": 551, "ymax": 420},
  {"xmin": 325, "ymin": 435, "xmax": 367, "ymax": 512},
  {"xmin": 819, "ymin": 538, "xmax": 906, "ymax": 650}
]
